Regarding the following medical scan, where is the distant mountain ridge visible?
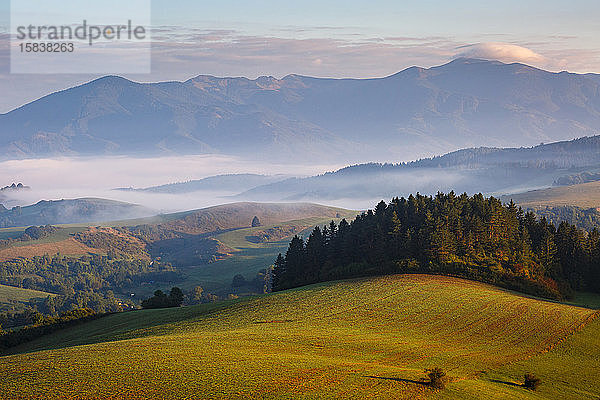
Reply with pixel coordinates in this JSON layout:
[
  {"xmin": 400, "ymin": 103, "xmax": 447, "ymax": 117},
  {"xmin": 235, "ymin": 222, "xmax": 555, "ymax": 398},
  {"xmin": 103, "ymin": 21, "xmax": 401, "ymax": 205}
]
[
  {"xmin": 2, "ymin": 58, "xmax": 600, "ymax": 161},
  {"xmin": 117, "ymin": 174, "xmax": 289, "ymax": 194},
  {"xmin": 240, "ymin": 135, "xmax": 600, "ymax": 201}
]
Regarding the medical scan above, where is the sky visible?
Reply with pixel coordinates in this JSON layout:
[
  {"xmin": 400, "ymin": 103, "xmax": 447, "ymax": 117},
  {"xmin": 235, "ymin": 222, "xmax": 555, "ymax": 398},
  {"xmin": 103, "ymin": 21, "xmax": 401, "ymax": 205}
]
[{"xmin": 0, "ymin": 0, "xmax": 600, "ymax": 112}]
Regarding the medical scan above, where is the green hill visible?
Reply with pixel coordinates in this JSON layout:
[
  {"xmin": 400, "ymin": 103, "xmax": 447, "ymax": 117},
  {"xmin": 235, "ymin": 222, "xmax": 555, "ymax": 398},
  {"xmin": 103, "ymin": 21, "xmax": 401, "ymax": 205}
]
[
  {"xmin": 1, "ymin": 274, "xmax": 598, "ymax": 399},
  {"xmin": 0, "ymin": 198, "xmax": 153, "ymax": 228},
  {"xmin": 0, "ymin": 285, "xmax": 55, "ymax": 309},
  {"xmin": 504, "ymin": 181, "xmax": 600, "ymax": 209}
]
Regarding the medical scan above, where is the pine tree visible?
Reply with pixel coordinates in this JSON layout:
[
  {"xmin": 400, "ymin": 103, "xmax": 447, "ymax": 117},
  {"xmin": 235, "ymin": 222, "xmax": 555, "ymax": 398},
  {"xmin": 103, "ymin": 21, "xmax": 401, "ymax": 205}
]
[{"xmin": 272, "ymin": 253, "xmax": 286, "ymax": 291}]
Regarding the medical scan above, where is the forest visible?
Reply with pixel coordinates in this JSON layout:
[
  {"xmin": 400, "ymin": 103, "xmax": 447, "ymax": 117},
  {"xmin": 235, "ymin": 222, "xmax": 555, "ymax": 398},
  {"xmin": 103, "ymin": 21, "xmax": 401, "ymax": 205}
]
[
  {"xmin": 0, "ymin": 254, "xmax": 178, "ymax": 328},
  {"xmin": 273, "ymin": 192, "xmax": 600, "ymax": 299}
]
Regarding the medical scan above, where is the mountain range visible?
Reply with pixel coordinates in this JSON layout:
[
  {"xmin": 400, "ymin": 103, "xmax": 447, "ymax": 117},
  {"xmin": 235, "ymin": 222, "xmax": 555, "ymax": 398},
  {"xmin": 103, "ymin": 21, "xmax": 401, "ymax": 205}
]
[{"xmin": 2, "ymin": 58, "xmax": 600, "ymax": 162}]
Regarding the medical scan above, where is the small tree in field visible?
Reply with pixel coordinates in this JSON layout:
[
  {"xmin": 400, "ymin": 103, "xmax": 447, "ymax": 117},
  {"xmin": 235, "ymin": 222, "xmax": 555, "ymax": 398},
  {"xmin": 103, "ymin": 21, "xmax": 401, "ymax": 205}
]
[
  {"xmin": 425, "ymin": 367, "xmax": 447, "ymax": 389},
  {"xmin": 523, "ymin": 373, "xmax": 541, "ymax": 390}
]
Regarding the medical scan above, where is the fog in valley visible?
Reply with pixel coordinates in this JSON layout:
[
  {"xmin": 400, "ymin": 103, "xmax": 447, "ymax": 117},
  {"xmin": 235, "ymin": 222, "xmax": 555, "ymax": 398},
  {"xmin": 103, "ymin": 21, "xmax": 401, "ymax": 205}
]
[
  {"xmin": 0, "ymin": 155, "xmax": 352, "ymax": 213},
  {"xmin": 0, "ymin": 150, "xmax": 572, "ymax": 218}
]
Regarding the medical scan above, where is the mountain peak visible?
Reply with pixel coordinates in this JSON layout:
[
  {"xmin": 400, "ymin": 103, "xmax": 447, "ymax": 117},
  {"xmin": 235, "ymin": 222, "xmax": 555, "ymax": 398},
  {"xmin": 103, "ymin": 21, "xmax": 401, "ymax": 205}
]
[
  {"xmin": 87, "ymin": 75, "xmax": 136, "ymax": 86},
  {"xmin": 437, "ymin": 57, "xmax": 507, "ymax": 69}
]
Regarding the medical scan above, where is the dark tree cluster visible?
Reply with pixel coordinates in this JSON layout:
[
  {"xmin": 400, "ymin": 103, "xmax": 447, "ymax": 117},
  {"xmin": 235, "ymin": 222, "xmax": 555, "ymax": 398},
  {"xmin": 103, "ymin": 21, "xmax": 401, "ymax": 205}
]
[
  {"xmin": 0, "ymin": 225, "xmax": 59, "ymax": 250},
  {"xmin": 532, "ymin": 206, "xmax": 600, "ymax": 232},
  {"xmin": 0, "ymin": 308, "xmax": 102, "ymax": 352},
  {"xmin": 230, "ymin": 269, "xmax": 270, "ymax": 294},
  {"xmin": 0, "ymin": 291, "xmax": 122, "ymax": 330},
  {"xmin": 273, "ymin": 192, "xmax": 600, "ymax": 299},
  {"xmin": 141, "ymin": 287, "xmax": 184, "ymax": 309}
]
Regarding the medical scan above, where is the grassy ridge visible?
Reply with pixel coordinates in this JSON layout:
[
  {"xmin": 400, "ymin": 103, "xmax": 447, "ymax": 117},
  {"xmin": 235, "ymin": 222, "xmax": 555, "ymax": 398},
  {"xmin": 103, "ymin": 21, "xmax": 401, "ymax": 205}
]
[
  {"xmin": 0, "ymin": 285, "xmax": 55, "ymax": 306},
  {"xmin": 1, "ymin": 275, "xmax": 597, "ymax": 399},
  {"xmin": 506, "ymin": 181, "xmax": 600, "ymax": 209}
]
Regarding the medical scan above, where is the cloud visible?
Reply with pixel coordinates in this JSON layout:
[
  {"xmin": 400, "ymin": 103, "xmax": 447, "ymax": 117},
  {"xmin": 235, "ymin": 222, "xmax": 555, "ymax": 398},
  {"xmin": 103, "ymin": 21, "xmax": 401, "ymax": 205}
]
[{"xmin": 457, "ymin": 42, "xmax": 546, "ymax": 64}]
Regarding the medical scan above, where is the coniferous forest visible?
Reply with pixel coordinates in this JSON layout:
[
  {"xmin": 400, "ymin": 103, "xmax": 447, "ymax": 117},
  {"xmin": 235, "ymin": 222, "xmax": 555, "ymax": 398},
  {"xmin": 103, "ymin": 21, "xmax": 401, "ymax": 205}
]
[{"xmin": 273, "ymin": 192, "xmax": 600, "ymax": 299}]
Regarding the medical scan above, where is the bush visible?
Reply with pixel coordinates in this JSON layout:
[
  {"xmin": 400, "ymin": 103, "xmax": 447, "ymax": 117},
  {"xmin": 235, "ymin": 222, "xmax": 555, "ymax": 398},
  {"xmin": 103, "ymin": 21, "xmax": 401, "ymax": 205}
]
[
  {"xmin": 523, "ymin": 373, "xmax": 541, "ymax": 390},
  {"xmin": 141, "ymin": 287, "xmax": 184, "ymax": 309},
  {"xmin": 425, "ymin": 367, "xmax": 447, "ymax": 389},
  {"xmin": 231, "ymin": 274, "xmax": 247, "ymax": 287}
]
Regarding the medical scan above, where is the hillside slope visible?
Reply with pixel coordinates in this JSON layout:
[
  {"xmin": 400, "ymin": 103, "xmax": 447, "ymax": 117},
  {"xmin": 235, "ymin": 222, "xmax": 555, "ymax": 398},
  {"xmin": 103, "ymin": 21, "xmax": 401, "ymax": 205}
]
[
  {"xmin": 241, "ymin": 136, "xmax": 600, "ymax": 201},
  {"xmin": 0, "ymin": 198, "xmax": 154, "ymax": 228},
  {"xmin": 1, "ymin": 275, "xmax": 597, "ymax": 399},
  {"xmin": 3, "ymin": 58, "xmax": 600, "ymax": 161},
  {"xmin": 120, "ymin": 174, "xmax": 289, "ymax": 194},
  {"xmin": 0, "ymin": 284, "xmax": 56, "ymax": 312},
  {"xmin": 504, "ymin": 180, "xmax": 600, "ymax": 209},
  {"xmin": 127, "ymin": 202, "xmax": 352, "ymax": 239}
]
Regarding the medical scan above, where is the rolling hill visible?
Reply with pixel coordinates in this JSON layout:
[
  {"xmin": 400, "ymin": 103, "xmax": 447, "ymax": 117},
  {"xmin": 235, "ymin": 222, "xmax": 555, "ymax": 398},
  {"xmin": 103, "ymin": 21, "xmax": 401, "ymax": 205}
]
[
  {"xmin": 0, "ymin": 274, "xmax": 598, "ymax": 399},
  {"xmin": 0, "ymin": 202, "xmax": 357, "ymax": 300},
  {"xmin": 125, "ymin": 202, "xmax": 356, "ymax": 274},
  {"xmin": 0, "ymin": 198, "xmax": 154, "ymax": 228},
  {"xmin": 504, "ymin": 180, "xmax": 600, "ymax": 209},
  {"xmin": 3, "ymin": 58, "xmax": 600, "ymax": 162},
  {"xmin": 126, "ymin": 202, "xmax": 353, "ymax": 239},
  {"xmin": 0, "ymin": 284, "xmax": 56, "ymax": 312}
]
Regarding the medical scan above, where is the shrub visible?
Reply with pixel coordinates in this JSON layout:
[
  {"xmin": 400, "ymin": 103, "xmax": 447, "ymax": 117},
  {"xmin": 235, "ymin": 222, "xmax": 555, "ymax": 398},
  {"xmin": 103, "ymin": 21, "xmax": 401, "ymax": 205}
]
[
  {"xmin": 523, "ymin": 373, "xmax": 541, "ymax": 390},
  {"xmin": 425, "ymin": 367, "xmax": 447, "ymax": 389},
  {"xmin": 141, "ymin": 287, "xmax": 184, "ymax": 309},
  {"xmin": 231, "ymin": 274, "xmax": 247, "ymax": 287}
]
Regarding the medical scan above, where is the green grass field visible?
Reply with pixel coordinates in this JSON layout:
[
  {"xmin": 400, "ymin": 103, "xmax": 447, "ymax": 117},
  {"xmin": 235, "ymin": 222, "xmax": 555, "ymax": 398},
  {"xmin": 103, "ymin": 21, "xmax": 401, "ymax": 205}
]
[
  {"xmin": 0, "ymin": 284, "xmax": 55, "ymax": 305},
  {"xmin": 179, "ymin": 215, "xmax": 356, "ymax": 293},
  {"xmin": 0, "ymin": 284, "xmax": 56, "ymax": 314},
  {"xmin": 1, "ymin": 274, "xmax": 598, "ymax": 399}
]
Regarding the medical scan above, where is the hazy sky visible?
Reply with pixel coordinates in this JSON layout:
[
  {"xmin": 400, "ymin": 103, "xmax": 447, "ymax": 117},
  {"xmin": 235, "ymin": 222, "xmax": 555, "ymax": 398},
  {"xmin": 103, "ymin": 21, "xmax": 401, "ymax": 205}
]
[{"xmin": 1, "ymin": 0, "xmax": 599, "ymax": 112}]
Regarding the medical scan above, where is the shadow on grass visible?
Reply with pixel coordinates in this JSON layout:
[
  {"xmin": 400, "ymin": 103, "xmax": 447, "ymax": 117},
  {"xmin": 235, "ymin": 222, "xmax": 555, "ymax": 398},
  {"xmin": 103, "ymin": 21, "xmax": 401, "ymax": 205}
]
[
  {"xmin": 490, "ymin": 379, "xmax": 523, "ymax": 388},
  {"xmin": 366, "ymin": 376, "xmax": 429, "ymax": 386}
]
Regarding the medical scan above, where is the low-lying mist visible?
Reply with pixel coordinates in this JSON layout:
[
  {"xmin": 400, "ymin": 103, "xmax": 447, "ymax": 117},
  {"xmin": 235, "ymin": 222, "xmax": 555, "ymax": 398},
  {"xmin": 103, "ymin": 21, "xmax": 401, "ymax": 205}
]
[
  {"xmin": 0, "ymin": 153, "xmax": 559, "ymax": 219},
  {"xmin": 0, "ymin": 155, "xmax": 346, "ymax": 213}
]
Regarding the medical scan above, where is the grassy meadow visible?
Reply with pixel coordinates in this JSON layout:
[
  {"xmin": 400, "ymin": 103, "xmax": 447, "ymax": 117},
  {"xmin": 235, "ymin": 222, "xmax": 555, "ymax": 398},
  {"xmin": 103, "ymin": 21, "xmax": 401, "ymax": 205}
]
[
  {"xmin": 179, "ymin": 215, "xmax": 356, "ymax": 293},
  {"xmin": 1, "ymin": 274, "xmax": 598, "ymax": 399},
  {"xmin": 0, "ymin": 284, "xmax": 56, "ymax": 310},
  {"xmin": 507, "ymin": 181, "xmax": 600, "ymax": 209}
]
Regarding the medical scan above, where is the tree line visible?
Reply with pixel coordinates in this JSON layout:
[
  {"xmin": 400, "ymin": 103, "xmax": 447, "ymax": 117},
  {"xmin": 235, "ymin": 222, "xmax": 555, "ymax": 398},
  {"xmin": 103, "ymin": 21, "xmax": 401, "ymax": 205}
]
[
  {"xmin": 0, "ymin": 308, "xmax": 103, "ymax": 353},
  {"xmin": 273, "ymin": 192, "xmax": 600, "ymax": 299},
  {"xmin": 531, "ymin": 205, "xmax": 600, "ymax": 232}
]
